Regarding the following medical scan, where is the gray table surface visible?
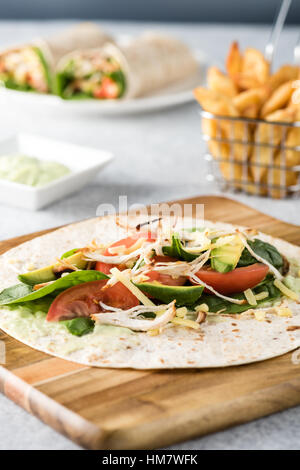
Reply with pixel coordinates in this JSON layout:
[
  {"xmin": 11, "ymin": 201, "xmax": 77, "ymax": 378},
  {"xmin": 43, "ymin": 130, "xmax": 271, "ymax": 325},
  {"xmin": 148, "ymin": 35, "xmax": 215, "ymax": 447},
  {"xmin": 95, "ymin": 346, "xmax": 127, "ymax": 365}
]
[{"xmin": 0, "ymin": 20, "xmax": 299, "ymax": 450}]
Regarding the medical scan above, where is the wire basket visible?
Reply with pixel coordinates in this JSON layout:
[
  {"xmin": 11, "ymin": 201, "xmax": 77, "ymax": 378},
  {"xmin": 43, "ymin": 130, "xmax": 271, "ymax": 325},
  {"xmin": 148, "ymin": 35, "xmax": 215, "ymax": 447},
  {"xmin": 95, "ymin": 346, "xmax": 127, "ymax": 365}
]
[{"xmin": 201, "ymin": 110, "xmax": 300, "ymax": 199}]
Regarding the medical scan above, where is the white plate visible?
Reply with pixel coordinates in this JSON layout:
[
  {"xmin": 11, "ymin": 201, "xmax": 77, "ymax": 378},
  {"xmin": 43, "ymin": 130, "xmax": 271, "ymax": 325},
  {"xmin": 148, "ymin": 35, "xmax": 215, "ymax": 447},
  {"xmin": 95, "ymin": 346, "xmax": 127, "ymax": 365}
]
[
  {"xmin": 0, "ymin": 133, "xmax": 113, "ymax": 210},
  {"xmin": 0, "ymin": 51, "xmax": 206, "ymax": 116}
]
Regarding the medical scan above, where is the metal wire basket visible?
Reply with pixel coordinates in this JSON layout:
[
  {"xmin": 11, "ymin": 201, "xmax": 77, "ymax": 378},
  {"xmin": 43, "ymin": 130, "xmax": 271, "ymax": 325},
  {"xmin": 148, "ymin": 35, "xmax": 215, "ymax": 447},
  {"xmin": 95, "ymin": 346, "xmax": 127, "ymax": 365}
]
[{"xmin": 201, "ymin": 110, "xmax": 300, "ymax": 199}]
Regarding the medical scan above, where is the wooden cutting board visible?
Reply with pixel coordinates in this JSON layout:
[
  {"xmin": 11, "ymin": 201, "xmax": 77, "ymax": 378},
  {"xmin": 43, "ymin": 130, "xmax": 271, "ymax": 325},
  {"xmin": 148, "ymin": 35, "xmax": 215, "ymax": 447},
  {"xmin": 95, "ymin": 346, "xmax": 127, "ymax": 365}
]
[{"xmin": 1, "ymin": 195, "xmax": 300, "ymax": 450}]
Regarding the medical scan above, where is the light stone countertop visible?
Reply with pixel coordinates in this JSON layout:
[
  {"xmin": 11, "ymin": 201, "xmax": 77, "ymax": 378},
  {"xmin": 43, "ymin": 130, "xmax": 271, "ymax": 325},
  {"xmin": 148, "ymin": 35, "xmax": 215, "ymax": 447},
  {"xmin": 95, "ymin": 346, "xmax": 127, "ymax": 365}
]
[{"xmin": 0, "ymin": 21, "xmax": 299, "ymax": 450}]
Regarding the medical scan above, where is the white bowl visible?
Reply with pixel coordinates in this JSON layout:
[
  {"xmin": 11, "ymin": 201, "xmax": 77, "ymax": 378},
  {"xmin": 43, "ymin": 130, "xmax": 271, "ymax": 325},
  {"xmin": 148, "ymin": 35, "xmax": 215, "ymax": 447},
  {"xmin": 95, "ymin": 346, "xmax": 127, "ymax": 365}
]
[{"xmin": 0, "ymin": 133, "xmax": 113, "ymax": 210}]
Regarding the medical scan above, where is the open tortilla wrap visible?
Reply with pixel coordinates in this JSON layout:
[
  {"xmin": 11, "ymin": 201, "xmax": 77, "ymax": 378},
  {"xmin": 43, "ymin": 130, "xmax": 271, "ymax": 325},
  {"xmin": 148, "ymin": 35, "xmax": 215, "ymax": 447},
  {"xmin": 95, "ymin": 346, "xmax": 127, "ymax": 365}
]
[
  {"xmin": 56, "ymin": 32, "xmax": 198, "ymax": 99},
  {"xmin": 0, "ymin": 215, "xmax": 300, "ymax": 370},
  {"xmin": 0, "ymin": 23, "xmax": 112, "ymax": 93}
]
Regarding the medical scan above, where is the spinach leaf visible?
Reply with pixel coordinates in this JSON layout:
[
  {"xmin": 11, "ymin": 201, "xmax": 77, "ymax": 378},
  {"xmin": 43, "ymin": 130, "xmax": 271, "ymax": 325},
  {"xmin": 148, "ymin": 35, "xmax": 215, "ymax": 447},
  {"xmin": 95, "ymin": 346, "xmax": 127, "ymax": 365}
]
[
  {"xmin": 0, "ymin": 270, "xmax": 108, "ymax": 306},
  {"xmin": 55, "ymin": 69, "xmax": 74, "ymax": 97},
  {"xmin": 3, "ymin": 78, "xmax": 33, "ymax": 92},
  {"xmin": 162, "ymin": 233, "xmax": 201, "ymax": 262},
  {"xmin": 196, "ymin": 279, "xmax": 281, "ymax": 314},
  {"xmin": 108, "ymin": 70, "xmax": 126, "ymax": 98},
  {"xmin": 63, "ymin": 317, "xmax": 95, "ymax": 336},
  {"xmin": 238, "ymin": 239, "xmax": 283, "ymax": 269}
]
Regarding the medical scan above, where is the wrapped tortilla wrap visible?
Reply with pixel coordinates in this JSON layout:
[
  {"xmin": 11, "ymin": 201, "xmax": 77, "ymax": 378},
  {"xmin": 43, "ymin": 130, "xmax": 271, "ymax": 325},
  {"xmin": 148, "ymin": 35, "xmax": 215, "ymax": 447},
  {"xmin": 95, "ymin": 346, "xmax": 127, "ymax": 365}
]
[
  {"xmin": 0, "ymin": 23, "xmax": 112, "ymax": 93},
  {"xmin": 56, "ymin": 32, "xmax": 198, "ymax": 100}
]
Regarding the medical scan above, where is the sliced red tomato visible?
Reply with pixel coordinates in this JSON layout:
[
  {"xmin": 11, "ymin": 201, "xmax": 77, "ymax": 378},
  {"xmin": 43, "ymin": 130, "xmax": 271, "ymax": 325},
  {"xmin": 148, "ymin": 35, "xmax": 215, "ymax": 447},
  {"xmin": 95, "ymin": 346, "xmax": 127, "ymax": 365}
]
[
  {"xmin": 93, "ymin": 77, "xmax": 119, "ymax": 99},
  {"xmin": 143, "ymin": 255, "xmax": 187, "ymax": 286},
  {"xmin": 102, "ymin": 231, "xmax": 156, "ymax": 256},
  {"xmin": 191, "ymin": 263, "xmax": 269, "ymax": 295},
  {"xmin": 95, "ymin": 231, "xmax": 156, "ymax": 274},
  {"xmin": 46, "ymin": 280, "xmax": 139, "ymax": 322}
]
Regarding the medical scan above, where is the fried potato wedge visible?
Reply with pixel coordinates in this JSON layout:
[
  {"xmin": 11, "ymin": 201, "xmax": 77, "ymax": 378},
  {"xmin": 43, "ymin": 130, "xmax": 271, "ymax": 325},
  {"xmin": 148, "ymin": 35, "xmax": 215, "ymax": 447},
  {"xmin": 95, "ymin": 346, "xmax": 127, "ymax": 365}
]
[
  {"xmin": 202, "ymin": 117, "xmax": 230, "ymax": 161},
  {"xmin": 207, "ymin": 66, "xmax": 238, "ymax": 98},
  {"xmin": 251, "ymin": 107, "xmax": 297, "ymax": 183},
  {"xmin": 260, "ymin": 81, "xmax": 294, "ymax": 118},
  {"xmin": 233, "ymin": 87, "xmax": 269, "ymax": 118},
  {"xmin": 268, "ymin": 65, "xmax": 299, "ymax": 93},
  {"xmin": 285, "ymin": 126, "xmax": 300, "ymax": 167},
  {"xmin": 194, "ymin": 87, "xmax": 238, "ymax": 116},
  {"xmin": 241, "ymin": 48, "xmax": 270, "ymax": 87},
  {"xmin": 226, "ymin": 41, "xmax": 243, "ymax": 81},
  {"xmin": 261, "ymin": 150, "xmax": 298, "ymax": 198}
]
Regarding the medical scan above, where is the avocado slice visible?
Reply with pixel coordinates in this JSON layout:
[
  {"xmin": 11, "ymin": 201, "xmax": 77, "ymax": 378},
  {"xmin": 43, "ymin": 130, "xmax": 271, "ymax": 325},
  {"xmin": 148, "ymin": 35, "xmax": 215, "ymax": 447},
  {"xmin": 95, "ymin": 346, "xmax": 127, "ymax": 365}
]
[
  {"xmin": 134, "ymin": 282, "xmax": 204, "ymax": 306},
  {"xmin": 211, "ymin": 236, "xmax": 244, "ymax": 273},
  {"xmin": 18, "ymin": 252, "xmax": 87, "ymax": 286}
]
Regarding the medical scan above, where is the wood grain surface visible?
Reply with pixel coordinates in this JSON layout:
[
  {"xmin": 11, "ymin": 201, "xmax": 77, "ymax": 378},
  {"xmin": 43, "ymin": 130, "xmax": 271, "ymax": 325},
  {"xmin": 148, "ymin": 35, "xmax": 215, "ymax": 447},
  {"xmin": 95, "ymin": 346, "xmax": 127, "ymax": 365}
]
[{"xmin": 0, "ymin": 195, "xmax": 300, "ymax": 450}]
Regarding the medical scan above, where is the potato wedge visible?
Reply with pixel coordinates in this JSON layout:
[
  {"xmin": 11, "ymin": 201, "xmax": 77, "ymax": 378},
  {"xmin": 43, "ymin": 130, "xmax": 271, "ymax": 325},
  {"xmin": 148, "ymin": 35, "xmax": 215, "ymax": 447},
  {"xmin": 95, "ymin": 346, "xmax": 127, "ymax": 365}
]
[
  {"xmin": 251, "ymin": 107, "xmax": 297, "ymax": 183},
  {"xmin": 261, "ymin": 149, "xmax": 299, "ymax": 198},
  {"xmin": 233, "ymin": 87, "xmax": 269, "ymax": 118},
  {"xmin": 194, "ymin": 87, "xmax": 238, "ymax": 116},
  {"xmin": 285, "ymin": 126, "xmax": 300, "ymax": 167},
  {"xmin": 202, "ymin": 117, "xmax": 230, "ymax": 161},
  {"xmin": 207, "ymin": 66, "xmax": 237, "ymax": 98},
  {"xmin": 226, "ymin": 41, "xmax": 243, "ymax": 81},
  {"xmin": 260, "ymin": 81, "xmax": 294, "ymax": 118},
  {"xmin": 268, "ymin": 65, "xmax": 299, "ymax": 93},
  {"xmin": 241, "ymin": 48, "xmax": 270, "ymax": 87}
]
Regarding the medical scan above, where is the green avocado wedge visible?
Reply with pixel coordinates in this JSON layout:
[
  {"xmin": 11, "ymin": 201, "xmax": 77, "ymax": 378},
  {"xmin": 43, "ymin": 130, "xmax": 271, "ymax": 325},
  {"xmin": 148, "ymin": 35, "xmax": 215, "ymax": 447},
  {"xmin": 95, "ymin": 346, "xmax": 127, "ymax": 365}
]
[
  {"xmin": 211, "ymin": 236, "xmax": 244, "ymax": 273},
  {"xmin": 134, "ymin": 282, "xmax": 204, "ymax": 306},
  {"xmin": 18, "ymin": 252, "xmax": 87, "ymax": 286}
]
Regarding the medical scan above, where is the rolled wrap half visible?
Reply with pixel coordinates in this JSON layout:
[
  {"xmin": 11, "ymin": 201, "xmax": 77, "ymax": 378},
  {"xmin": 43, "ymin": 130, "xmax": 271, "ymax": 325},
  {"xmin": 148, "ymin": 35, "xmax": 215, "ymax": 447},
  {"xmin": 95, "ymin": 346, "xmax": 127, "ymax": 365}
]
[
  {"xmin": 0, "ymin": 23, "xmax": 112, "ymax": 94},
  {"xmin": 56, "ymin": 32, "xmax": 198, "ymax": 100}
]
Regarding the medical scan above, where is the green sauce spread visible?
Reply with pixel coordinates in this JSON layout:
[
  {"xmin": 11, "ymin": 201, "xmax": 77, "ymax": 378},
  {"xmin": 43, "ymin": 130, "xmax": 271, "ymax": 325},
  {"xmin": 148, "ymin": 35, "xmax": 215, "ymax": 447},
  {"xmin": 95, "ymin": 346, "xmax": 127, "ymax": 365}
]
[{"xmin": 0, "ymin": 154, "xmax": 70, "ymax": 187}]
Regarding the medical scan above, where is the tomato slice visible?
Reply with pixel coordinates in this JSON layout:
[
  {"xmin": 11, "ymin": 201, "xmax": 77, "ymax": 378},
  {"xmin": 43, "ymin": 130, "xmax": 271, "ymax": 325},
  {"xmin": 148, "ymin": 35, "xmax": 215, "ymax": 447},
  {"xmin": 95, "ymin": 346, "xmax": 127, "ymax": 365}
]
[
  {"xmin": 95, "ymin": 231, "xmax": 156, "ymax": 274},
  {"xmin": 191, "ymin": 263, "xmax": 269, "ymax": 294},
  {"xmin": 93, "ymin": 78, "xmax": 119, "ymax": 99},
  {"xmin": 102, "ymin": 231, "xmax": 156, "ymax": 256},
  {"xmin": 46, "ymin": 280, "xmax": 139, "ymax": 322},
  {"xmin": 144, "ymin": 255, "xmax": 187, "ymax": 286}
]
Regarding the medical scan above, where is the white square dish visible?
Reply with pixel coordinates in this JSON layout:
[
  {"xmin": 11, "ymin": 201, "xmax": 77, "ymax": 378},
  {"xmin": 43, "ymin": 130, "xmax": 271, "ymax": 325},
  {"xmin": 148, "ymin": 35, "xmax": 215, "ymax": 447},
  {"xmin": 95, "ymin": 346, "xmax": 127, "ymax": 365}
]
[{"xmin": 0, "ymin": 133, "xmax": 114, "ymax": 210}]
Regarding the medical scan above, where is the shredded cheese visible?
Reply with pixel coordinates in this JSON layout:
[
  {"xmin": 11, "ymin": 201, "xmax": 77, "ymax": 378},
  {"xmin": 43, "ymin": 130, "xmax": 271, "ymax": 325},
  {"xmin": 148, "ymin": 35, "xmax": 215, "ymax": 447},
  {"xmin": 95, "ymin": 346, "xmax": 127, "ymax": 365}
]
[
  {"xmin": 254, "ymin": 310, "xmax": 266, "ymax": 321},
  {"xmin": 148, "ymin": 329, "xmax": 160, "ymax": 336},
  {"xmin": 244, "ymin": 288, "xmax": 257, "ymax": 306},
  {"xmin": 176, "ymin": 307, "xmax": 188, "ymax": 318},
  {"xmin": 255, "ymin": 291, "xmax": 269, "ymax": 301},
  {"xmin": 110, "ymin": 267, "xmax": 154, "ymax": 306},
  {"xmin": 274, "ymin": 279, "xmax": 299, "ymax": 301},
  {"xmin": 276, "ymin": 307, "xmax": 292, "ymax": 317},
  {"xmin": 172, "ymin": 317, "xmax": 200, "ymax": 330},
  {"xmin": 195, "ymin": 303, "xmax": 209, "ymax": 313}
]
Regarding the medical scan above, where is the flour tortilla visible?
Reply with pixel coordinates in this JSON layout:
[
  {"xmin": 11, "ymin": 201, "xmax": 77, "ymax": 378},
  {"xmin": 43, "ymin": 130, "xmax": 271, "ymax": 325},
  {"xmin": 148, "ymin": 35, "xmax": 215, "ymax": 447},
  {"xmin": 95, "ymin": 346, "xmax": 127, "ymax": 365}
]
[
  {"xmin": 36, "ymin": 22, "xmax": 112, "ymax": 72},
  {"xmin": 57, "ymin": 32, "xmax": 198, "ymax": 99},
  {"xmin": 0, "ymin": 215, "xmax": 300, "ymax": 370}
]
